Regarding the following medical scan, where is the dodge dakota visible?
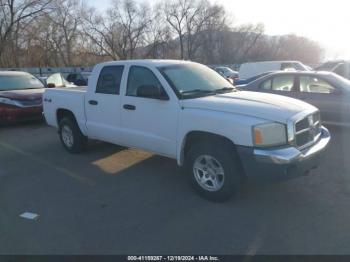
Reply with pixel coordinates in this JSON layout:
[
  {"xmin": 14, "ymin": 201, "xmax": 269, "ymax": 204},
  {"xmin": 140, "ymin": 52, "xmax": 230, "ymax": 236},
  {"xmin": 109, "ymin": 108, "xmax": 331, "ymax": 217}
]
[{"xmin": 43, "ymin": 60, "xmax": 330, "ymax": 201}]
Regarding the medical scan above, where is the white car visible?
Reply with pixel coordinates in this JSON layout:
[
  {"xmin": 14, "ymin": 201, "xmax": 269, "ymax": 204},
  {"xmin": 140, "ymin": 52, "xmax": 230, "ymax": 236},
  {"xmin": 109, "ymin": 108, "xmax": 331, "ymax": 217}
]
[
  {"xmin": 239, "ymin": 61, "xmax": 310, "ymax": 80},
  {"xmin": 213, "ymin": 66, "xmax": 239, "ymax": 80},
  {"xmin": 43, "ymin": 60, "xmax": 330, "ymax": 201},
  {"xmin": 46, "ymin": 73, "xmax": 77, "ymax": 88}
]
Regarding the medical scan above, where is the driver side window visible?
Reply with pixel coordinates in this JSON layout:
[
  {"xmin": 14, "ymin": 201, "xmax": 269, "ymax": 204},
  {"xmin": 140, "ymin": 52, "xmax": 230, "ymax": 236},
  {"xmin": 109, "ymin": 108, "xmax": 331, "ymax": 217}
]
[{"xmin": 126, "ymin": 66, "xmax": 166, "ymax": 97}]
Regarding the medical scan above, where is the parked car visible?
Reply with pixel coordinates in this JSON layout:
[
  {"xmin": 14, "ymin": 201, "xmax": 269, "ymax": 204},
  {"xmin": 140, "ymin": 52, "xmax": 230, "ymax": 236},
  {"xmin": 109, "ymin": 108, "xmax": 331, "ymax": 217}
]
[
  {"xmin": 316, "ymin": 60, "xmax": 350, "ymax": 80},
  {"xmin": 46, "ymin": 73, "xmax": 76, "ymax": 88},
  {"xmin": 65, "ymin": 72, "xmax": 90, "ymax": 86},
  {"xmin": 239, "ymin": 61, "xmax": 310, "ymax": 80},
  {"xmin": 44, "ymin": 60, "xmax": 330, "ymax": 202},
  {"xmin": 213, "ymin": 66, "xmax": 239, "ymax": 80},
  {"xmin": 237, "ymin": 71, "xmax": 350, "ymax": 126},
  {"xmin": 0, "ymin": 71, "xmax": 45, "ymax": 123},
  {"xmin": 234, "ymin": 71, "xmax": 274, "ymax": 86},
  {"xmin": 37, "ymin": 76, "xmax": 48, "ymax": 85}
]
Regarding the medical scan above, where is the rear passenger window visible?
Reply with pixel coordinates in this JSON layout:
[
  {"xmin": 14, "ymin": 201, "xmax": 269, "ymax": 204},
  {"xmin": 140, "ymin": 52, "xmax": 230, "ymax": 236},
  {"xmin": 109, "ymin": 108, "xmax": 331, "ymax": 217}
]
[
  {"xmin": 96, "ymin": 66, "xmax": 124, "ymax": 94},
  {"xmin": 300, "ymin": 76, "xmax": 335, "ymax": 94}
]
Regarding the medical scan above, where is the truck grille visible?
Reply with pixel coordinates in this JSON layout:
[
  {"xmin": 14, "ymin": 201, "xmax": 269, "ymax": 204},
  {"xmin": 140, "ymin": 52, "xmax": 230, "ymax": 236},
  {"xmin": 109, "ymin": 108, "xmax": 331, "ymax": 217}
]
[{"xmin": 294, "ymin": 112, "xmax": 321, "ymax": 150}]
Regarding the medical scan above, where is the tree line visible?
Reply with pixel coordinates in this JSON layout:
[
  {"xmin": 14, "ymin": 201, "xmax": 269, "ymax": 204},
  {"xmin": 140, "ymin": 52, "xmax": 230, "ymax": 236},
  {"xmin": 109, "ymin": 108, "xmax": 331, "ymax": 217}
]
[{"xmin": 0, "ymin": 0, "xmax": 324, "ymax": 68}]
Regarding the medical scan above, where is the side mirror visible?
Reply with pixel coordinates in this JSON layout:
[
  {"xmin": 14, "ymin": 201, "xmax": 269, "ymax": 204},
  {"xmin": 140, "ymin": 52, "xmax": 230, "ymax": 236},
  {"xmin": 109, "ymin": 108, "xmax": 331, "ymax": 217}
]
[
  {"xmin": 47, "ymin": 83, "xmax": 56, "ymax": 88},
  {"xmin": 136, "ymin": 85, "xmax": 169, "ymax": 100}
]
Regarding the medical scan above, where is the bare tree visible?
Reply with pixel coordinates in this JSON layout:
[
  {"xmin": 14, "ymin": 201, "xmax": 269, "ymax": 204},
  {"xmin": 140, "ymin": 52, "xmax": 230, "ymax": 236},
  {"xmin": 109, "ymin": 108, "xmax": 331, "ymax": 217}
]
[
  {"xmin": 47, "ymin": 0, "xmax": 83, "ymax": 66},
  {"xmin": 164, "ymin": 0, "xmax": 192, "ymax": 59},
  {"xmin": 0, "ymin": 0, "xmax": 324, "ymax": 67},
  {"xmin": 236, "ymin": 23, "xmax": 265, "ymax": 62},
  {"xmin": 185, "ymin": 0, "xmax": 225, "ymax": 60},
  {"xmin": 273, "ymin": 34, "xmax": 324, "ymax": 64},
  {"xmin": 0, "ymin": 0, "xmax": 52, "ymax": 66},
  {"xmin": 195, "ymin": 6, "xmax": 228, "ymax": 64},
  {"xmin": 82, "ymin": 0, "xmax": 150, "ymax": 60},
  {"xmin": 143, "ymin": 2, "xmax": 173, "ymax": 58}
]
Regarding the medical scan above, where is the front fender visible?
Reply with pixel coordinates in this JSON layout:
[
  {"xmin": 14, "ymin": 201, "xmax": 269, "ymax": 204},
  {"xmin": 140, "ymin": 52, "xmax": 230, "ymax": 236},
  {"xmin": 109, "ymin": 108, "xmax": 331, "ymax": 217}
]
[{"xmin": 176, "ymin": 108, "xmax": 268, "ymax": 165}]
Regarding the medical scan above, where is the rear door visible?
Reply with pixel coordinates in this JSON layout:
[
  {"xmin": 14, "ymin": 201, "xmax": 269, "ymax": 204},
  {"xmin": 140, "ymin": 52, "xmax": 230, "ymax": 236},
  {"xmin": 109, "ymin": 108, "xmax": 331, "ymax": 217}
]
[{"xmin": 85, "ymin": 65, "xmax": 125, "ymax": 144}]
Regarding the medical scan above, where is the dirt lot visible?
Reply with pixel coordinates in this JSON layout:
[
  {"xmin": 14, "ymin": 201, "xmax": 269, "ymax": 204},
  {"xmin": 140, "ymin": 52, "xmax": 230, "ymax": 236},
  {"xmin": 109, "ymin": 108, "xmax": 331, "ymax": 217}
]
[{"xmin": 1, "ymin": 122, "xmax": 350, "ymax": 255}]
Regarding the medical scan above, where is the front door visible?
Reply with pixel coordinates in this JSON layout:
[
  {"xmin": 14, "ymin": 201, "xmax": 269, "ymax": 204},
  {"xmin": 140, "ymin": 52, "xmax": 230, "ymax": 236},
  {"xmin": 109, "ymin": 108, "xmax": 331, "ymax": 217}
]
[
  {"xmin": 260, "ymin": 74, "xmax": 299, "ymax": 99},
  {"xmin": 120, "ymin": 65, "xmax": 178, "ymax": 157}
]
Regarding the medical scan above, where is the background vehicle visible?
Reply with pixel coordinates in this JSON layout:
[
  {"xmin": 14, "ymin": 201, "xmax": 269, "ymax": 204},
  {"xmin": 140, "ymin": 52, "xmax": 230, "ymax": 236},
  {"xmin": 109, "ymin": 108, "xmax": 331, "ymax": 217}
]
[
  {"xmin": 213, "ymin": 66, "xmax": 239, "ymax": 81},
  {"xmin": 46, "ymin": 73, "xmax": 76, "ymax": 88},
  {"xmin": 65, "ymin": 72, "xmax": 90, "ymax": 86},
  {"xmin": 237, "ymin": 71, "xmax": 350, "ymax": 126},
  {"xmin": 316, "ymin": 60, "xmax": 350, "ymax": 80},
  {"xmin": 239, "ymin": 61, "xmax": 310, "ymax": 79},
  {"xmin": 43, "ymin": 60, "xmax": 330, "ymax": 201},
  {"xmin": 0, "ymin": 71, "xmax": 45, "ymax": 123},
  {"xmin": 234, "ymin": 71, "xmax": 274, "ymax": 86}
]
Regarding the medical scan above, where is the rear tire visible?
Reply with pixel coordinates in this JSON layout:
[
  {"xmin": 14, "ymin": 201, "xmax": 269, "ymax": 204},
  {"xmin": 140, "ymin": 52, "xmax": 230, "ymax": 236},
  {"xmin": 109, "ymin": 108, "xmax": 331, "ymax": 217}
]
[
  {"xmin": 59, "ymin": 117, "xmax": 87, "ymax": 153},
  {"xmin": 185, "ymin": 141, "xmax": 242, "ymax": 202}
]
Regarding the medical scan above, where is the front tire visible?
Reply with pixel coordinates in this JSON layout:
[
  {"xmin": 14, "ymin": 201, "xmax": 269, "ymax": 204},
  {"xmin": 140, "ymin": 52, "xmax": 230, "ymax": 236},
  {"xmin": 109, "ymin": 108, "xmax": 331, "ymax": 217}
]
[
  {"xmin": 186, "ymin": 141, "xmax": 242, "ymax": 202},
  {"xmin": 59, "ymin": 117, "xmax": 87, "ymax": 153}
]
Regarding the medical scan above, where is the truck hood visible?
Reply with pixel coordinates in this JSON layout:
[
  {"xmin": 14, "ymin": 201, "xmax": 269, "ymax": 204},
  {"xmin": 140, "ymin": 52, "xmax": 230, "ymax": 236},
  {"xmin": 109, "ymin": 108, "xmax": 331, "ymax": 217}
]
[
  {"xmin": 0, "ymin": 88, "xmax": 44, "ymax": 101},
  {"xmin": 181, "ymin": 91, "xmax": 317, "ymax": 123}
]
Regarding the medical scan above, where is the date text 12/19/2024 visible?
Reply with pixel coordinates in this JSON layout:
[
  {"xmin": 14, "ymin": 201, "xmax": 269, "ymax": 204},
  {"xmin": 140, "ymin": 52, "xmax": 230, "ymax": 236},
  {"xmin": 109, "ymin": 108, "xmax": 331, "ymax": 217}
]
[{"xmin": 127, "ymin": 256, "xmax": 220, "ymax": 261}]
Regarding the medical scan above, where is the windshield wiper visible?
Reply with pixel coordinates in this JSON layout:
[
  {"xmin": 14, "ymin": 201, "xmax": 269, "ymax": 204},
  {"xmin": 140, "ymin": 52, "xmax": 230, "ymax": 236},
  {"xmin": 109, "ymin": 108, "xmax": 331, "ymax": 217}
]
[
  {"xmin": 180, "ymin": 89, "xmax": 216, "ymax": 96},
  {"xmin": 214, "ymin": 87, "xmax": 236, "ymax": 93}
]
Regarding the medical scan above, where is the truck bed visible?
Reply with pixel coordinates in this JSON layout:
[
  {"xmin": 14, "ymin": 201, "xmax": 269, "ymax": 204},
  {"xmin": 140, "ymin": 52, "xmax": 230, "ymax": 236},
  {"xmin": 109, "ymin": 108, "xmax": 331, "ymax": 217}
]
[
  {"xmin": 63, "ymin": 86, "xmax": 87, "ymax": 91},
  {"xmin": 43, "ymin": 87, "xmax": 87, "ymax": 132}
]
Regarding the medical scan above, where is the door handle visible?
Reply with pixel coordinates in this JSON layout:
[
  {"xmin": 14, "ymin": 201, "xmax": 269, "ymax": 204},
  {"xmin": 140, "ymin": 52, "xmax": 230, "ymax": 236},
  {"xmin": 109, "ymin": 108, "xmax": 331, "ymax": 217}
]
[
  {"xmin": 123, "ymin": 104, "xmax": 136, "ymax": 110},
  {"xmin": 89, "ymin": 100, "xmax": 98, "ymax": 105}
]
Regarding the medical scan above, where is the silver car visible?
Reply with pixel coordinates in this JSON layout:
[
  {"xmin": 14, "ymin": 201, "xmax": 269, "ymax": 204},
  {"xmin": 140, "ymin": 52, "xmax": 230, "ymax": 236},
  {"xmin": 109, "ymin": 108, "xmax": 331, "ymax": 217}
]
[{"xmin": 237, "ymin": 71, "xmax": 350, "ymax": 127}]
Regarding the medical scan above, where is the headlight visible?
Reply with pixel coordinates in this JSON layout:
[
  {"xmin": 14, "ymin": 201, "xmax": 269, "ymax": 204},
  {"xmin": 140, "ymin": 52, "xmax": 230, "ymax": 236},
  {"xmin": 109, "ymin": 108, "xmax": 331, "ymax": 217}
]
[
  {"xmin": 0, "ymin": 97, "xmax": 20, "ymax": 107},
  {"xmin": 253, "ymin": 122, "xmax": 287, "ymax": 147}
]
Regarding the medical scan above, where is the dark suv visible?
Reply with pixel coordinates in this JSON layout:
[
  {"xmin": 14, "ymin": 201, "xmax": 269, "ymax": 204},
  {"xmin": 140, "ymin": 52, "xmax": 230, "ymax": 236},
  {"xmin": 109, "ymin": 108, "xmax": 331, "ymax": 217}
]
[{"xmin": 65, "ymin": 72, "xmax": 90, "ymax": 86}]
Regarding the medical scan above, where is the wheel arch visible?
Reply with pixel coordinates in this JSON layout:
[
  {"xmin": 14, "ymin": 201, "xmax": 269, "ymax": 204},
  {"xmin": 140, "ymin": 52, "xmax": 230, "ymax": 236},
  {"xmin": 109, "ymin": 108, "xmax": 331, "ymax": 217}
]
[
  {"xmin": 56, "ymin": 108, "xmax": 77, "ymax": 126},
  {"xmin": 179, "ymin": 131, "xmax": 238, "ymax": 165}
]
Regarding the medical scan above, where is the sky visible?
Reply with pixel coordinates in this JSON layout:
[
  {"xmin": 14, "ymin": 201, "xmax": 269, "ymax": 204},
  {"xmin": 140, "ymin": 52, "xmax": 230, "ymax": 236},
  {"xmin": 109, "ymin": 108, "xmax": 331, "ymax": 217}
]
[{"xmin": 87, "ymin": 0, "xmax": 350, "ymax": 60}]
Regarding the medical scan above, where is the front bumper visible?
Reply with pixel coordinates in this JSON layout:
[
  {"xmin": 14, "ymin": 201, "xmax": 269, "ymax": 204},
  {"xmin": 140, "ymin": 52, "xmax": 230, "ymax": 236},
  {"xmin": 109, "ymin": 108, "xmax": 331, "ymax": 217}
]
[
  {"xmin": 237, "ymin": 126, "xmax": 331, "ymax": 180},
  {"xmin": 0, "ymin": 105, "xmax": 43, "ymax": 123}
]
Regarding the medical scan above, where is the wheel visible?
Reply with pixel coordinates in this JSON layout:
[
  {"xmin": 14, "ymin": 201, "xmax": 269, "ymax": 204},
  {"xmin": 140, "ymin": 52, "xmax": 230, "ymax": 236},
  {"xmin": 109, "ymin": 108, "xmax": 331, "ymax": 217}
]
[
  {"xmin": 186, "ymin": 141, "xmax": 242, "ymax": 202},
  {"xmin": 59, "ymin": 117, "xmax": 87, "ymax": 153}
]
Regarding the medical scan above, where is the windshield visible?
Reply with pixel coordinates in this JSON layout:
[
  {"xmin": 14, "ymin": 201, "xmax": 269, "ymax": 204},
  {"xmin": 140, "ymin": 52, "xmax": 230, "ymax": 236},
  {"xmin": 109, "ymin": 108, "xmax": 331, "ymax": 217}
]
[
  {"xmin": 159, "ymin": 63, "xmax": 235, "ymax": 99},
  {"xmin": 0, "ymin": 74, "xmax": 44, "ymax": 91},
  {"xmin": 217, "ymin": 67, "xmax": 234, "ymax": 73}
]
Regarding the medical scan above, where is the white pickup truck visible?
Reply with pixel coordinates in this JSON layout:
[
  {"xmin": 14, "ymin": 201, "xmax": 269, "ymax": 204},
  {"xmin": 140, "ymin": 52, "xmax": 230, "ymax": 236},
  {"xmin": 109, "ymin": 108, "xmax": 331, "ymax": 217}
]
[{"xmin": 44, "ymin": 60, "xmax": 330, "ymax": 201}]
